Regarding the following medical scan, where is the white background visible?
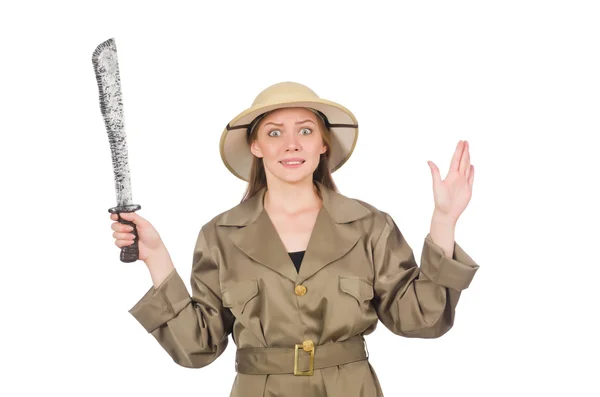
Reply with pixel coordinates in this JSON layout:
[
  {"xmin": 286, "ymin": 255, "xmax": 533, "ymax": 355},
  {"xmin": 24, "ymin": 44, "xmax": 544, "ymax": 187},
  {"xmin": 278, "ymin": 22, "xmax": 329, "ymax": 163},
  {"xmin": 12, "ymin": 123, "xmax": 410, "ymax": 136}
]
[{"xmin": 1, "ymin": 0, "xmax": 598, "ymax": 396}]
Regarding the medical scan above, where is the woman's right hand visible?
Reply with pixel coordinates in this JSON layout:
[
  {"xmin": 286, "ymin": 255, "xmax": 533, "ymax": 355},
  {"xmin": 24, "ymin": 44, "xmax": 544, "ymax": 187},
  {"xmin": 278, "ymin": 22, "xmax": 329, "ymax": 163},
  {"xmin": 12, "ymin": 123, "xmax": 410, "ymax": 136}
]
[{"xmin": 109, "ymin": 211, "xmax": 165, "ymax": 263}]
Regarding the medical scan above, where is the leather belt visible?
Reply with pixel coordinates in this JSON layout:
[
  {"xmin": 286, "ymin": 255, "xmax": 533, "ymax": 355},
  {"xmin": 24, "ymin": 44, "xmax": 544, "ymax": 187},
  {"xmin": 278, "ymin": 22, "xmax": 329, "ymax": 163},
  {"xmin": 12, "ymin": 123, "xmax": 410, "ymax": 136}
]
[{"xmin": 235, "ymin": 335, "xmax": 369, "ymax": 376}]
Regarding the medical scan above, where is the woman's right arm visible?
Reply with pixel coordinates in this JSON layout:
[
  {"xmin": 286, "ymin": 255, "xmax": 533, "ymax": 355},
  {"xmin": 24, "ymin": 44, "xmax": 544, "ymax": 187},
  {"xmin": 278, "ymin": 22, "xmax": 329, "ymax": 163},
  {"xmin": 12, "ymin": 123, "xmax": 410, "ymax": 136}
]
[{"xmin": 111, "ymin": 212, "xmax": 233, "ymax": 368}]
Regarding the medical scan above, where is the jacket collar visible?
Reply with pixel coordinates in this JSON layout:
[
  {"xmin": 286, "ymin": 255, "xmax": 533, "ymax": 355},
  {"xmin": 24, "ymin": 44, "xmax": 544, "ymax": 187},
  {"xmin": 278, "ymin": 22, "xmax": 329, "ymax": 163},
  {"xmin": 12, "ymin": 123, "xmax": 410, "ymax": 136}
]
[
  {"xmin": 217, "ymin": 181, "xmax": 371, "ymax": 283},
  {"xmin": 216, "ymin": 181, "xmax": 370, "ymax": 227}
]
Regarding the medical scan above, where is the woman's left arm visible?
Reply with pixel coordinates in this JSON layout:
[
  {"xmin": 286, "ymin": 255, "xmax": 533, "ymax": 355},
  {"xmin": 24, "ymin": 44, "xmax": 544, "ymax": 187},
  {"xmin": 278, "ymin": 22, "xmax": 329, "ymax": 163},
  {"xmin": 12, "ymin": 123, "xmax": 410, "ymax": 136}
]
[
  {"xmin": 429, "ymin": 209, "xmax": 457, "ymax": 258},
  {"xmin": 371, "ymin": 212, "xmax": 479, "ymax": 339},
  {"xmin": 372, "ymin": 140, "xmax": 479, "ymax": 338}
]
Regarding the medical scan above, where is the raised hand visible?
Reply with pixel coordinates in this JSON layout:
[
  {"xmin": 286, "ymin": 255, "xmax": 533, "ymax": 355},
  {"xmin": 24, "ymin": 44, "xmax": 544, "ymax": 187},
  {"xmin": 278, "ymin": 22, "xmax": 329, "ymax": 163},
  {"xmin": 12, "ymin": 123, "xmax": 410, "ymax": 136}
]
[{"xmin": 427, "ymin": 140, "xmax": 474, "ymax": 223}]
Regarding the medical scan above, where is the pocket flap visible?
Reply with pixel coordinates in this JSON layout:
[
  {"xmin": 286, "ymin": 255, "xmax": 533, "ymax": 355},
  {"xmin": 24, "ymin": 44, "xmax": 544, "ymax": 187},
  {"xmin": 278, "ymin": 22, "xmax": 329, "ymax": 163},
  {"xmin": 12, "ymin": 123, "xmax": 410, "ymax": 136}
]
[
  {"xmin": 222, "ymin": 279, "xmax": 259, "ymax": 313},
  {"xmin": 339, "ymin": 276, "xmax": 374, "ymax": 302}
]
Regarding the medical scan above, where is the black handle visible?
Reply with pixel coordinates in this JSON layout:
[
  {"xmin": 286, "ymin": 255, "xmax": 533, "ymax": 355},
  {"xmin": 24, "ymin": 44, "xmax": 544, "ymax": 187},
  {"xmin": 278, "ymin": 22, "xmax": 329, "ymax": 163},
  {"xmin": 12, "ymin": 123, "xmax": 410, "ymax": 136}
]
[{"xmin": 109, "ymin": 204, "xmax": 142, "ymax": 263}]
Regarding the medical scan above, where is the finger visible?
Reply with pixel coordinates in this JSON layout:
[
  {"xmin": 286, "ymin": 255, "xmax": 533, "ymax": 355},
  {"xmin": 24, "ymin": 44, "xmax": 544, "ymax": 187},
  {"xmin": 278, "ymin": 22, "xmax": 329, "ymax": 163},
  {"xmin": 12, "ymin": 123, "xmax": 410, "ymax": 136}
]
[
  {"xmin": 428, "ymin": 161, "xmax": 442, "ymax": 186},
  {"xmin": 115, "ymin": 239, "xmax": 134, "ymax": 248},
  {"xmin": 469, "ymin": 165, "xmax": 475, "ymax": 186},
  {"xmin": 449, "ymin": 140, "xmax": 464, "ymax": 172},
  {"xmin": 460, "ymin": 141, "xmax": 471, "ymax": 180},
  {"xmin": 111, "ymin": 222, "xmax": 134, "ymax": 232},
  {"xmin": 459, "ymin": 141, "xmax": 470, "ymax": 175},
  {"xmin": 113, "ymin": 231, "xmax": 136, "ymax": 240},
  {"xmin": 116, "ymin": 211, "xmax": 134, "ymax": 221}
]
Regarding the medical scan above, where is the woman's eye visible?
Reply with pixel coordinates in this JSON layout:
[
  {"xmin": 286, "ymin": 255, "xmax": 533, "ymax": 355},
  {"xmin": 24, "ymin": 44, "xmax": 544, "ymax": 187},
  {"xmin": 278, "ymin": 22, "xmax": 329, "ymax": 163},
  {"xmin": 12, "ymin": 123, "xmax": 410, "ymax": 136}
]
[{"xmin": 268, "ymin": 128, "xmax": 311, "ymax": 136}]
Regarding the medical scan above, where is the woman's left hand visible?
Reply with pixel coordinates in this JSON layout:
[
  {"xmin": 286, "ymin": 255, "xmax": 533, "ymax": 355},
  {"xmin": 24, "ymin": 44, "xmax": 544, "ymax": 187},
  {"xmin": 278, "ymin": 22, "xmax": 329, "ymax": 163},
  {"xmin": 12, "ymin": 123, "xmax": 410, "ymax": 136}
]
[{"xmin": 427, "ymin": 140, "xmax": 474, "ymax": 223}]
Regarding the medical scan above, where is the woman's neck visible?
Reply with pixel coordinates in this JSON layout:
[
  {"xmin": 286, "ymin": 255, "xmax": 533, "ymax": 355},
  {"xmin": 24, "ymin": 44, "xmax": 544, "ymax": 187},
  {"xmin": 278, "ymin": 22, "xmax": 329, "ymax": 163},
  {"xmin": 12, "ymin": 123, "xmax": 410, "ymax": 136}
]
[{"xmin": 263, "ymin": 181, "xmax": 322, "ymax": 216}]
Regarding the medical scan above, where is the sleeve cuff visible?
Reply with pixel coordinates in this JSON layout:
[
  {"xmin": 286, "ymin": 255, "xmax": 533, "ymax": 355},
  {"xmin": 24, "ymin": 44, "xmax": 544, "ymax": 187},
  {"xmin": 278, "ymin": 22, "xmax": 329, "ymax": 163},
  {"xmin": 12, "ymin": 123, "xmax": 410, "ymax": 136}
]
[
  {"xmin": 420, "ymin": 233, "xmax": 480, "ymax": 291},
  {"xmin": 128, "ymin": 268, "xmax": 192, "ymax": 333}
]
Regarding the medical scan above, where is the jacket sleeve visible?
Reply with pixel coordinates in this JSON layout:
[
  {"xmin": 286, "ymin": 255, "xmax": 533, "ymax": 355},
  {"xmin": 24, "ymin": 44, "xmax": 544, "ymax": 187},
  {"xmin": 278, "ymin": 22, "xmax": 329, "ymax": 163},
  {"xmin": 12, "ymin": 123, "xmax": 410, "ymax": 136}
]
[
  {"xmin": 128, "ymin": 227, "xmax": 234, "ymax": 368},
  {"xmin": 372, "ymin": 212, "xmax": 479, "ymax": 338}
]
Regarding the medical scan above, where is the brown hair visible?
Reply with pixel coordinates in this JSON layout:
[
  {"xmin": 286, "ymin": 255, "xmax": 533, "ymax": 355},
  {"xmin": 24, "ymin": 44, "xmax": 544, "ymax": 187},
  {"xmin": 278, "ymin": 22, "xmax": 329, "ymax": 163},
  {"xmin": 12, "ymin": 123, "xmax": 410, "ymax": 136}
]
[{"xmin": 240, "ymin": 108, "xmax": 338, "ymax": 203}]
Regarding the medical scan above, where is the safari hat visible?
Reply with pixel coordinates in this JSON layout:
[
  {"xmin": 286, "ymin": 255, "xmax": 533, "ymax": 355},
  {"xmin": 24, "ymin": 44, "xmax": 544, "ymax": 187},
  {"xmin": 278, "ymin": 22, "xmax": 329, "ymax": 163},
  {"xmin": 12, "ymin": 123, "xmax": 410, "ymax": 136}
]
[{"xmin": 219, "ymin": 81, "xmax": 359, "ymax": 182}]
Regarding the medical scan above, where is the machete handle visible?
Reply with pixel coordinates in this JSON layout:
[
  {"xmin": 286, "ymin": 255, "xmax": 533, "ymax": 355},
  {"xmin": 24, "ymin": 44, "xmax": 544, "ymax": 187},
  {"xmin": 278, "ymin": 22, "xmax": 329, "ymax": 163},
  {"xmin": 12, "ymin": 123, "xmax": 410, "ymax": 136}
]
[{"xmin": 109, "ymin": 204, "xmax": 142, "ymax": 263}]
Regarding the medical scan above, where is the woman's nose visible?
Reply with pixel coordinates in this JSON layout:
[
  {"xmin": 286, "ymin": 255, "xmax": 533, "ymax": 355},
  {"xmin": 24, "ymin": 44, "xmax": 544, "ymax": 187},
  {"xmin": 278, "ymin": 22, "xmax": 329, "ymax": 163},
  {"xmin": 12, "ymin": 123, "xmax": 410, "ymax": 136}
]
[{"xmin": 284, "ymin": 133, "xmax": 301, "ymax": 149}]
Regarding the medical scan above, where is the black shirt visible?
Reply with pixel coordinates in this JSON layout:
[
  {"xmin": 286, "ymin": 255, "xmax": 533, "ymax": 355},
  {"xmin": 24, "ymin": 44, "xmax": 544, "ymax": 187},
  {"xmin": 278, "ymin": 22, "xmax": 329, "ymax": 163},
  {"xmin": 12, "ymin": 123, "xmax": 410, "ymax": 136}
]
[{"xmin": 288, "ymin": 250, "xmax": 306, "ymax": 273}]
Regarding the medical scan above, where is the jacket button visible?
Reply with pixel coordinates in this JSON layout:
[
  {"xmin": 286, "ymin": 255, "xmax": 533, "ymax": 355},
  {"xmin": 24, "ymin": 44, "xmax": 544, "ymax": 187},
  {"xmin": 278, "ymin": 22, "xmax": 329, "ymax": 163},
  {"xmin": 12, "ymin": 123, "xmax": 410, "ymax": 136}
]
[
  {"xmin": 295, "ymin": 285, "xmax": 307, "ymax": 296},
  {"xmin": 302, "ymin": 340, "xmax": 314, "ymax": 351}
]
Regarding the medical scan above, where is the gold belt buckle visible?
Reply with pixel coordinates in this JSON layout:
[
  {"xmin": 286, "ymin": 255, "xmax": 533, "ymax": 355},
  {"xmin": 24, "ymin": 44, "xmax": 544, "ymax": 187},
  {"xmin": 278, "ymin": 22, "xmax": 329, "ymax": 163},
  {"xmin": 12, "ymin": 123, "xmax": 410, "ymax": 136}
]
[{"xmin": 294, "ymin": 340, "xmax": 314, "ymax": 376}]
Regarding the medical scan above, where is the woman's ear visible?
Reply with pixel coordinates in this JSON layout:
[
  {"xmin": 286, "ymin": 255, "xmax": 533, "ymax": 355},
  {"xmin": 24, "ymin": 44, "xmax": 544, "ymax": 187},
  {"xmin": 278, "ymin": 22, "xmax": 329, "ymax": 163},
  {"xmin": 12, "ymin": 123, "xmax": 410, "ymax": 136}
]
[{"xmin": 250, "ymin": 140, "xmax": 263, "ymax": 158}]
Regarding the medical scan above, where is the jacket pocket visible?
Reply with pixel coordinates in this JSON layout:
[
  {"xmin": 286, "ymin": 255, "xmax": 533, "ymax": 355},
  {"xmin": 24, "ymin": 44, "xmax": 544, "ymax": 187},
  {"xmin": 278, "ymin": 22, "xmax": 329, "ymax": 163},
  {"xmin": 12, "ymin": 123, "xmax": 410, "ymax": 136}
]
[
  {"xmin": 222, "ymin": 278, "xmax": 259, "ymax": 315},
  {"xmin": 222, "ymin": 278, "xmax": 266, "ymax": 346},
  {"xmin": 339, "ymin": 276, "xmax": 374, "ymax": 302}
]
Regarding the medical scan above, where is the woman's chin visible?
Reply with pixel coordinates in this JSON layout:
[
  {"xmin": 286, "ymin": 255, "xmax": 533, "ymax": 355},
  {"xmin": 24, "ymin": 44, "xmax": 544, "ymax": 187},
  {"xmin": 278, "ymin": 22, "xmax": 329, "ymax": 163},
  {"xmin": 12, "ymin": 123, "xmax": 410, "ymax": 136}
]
[
  {"xmin": 270, "ymin": 172, "xmax": 313, "ymax": 185},
  {"xmin": 281, "ymin": 175, "xmax": 311, "ymax": 184}
]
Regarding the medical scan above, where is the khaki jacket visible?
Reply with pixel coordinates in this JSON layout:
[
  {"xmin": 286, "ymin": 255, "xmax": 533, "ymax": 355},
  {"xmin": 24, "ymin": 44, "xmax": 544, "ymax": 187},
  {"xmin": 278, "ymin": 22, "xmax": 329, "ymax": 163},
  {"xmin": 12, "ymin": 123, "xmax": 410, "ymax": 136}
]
[{"xmin": 129, "ymin": 181, "xmax": 480, "ymax": 396}]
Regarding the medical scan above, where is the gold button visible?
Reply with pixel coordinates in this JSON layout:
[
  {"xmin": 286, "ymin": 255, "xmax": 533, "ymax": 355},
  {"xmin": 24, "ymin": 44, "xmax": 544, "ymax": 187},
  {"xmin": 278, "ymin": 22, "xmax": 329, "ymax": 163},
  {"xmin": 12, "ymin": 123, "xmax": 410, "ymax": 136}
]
[
  {"xmin": 295, "ymin": 285, "xmax": 307, "ymax": 296},
  {"xmin": 302, "ymin": 340, "xmax": 314, "ymax": 352}
]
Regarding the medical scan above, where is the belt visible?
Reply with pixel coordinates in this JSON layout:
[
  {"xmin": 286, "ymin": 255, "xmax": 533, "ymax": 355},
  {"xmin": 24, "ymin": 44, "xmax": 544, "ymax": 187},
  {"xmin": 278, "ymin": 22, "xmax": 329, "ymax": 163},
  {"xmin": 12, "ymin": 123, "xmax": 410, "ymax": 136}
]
[{"xmin": 235, "ymin": 335, "xmax": 369, "ymax": 376}]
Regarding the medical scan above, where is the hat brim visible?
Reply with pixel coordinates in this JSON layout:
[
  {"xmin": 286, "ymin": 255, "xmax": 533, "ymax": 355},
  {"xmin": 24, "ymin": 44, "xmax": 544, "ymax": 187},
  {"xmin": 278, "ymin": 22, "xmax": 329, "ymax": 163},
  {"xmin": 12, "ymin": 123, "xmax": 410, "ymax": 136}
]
[{"xmin": 220, "ymin": 99, "xmax": 358, "ymax": 182}]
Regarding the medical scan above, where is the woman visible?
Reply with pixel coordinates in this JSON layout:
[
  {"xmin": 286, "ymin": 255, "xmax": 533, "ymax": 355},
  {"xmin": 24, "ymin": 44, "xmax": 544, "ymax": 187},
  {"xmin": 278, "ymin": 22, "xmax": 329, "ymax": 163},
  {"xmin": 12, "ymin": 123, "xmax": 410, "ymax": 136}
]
[{"xmin": 109, "ymin": 82, "xmax": 479, "ymax": 396}]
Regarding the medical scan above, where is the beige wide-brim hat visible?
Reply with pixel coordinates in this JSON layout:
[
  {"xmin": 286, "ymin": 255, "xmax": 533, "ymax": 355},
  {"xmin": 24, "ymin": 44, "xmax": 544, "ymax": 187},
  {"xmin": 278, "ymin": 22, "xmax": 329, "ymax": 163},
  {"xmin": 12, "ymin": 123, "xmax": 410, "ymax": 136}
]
[{"xmin": 220, "ymin": 81, "xmax": 359, "ymax": 182}]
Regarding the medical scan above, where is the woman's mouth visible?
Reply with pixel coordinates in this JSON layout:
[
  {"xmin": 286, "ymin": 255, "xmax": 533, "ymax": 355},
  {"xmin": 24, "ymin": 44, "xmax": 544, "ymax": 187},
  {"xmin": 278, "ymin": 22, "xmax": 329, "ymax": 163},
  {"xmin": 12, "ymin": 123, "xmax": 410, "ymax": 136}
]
[{"xmin": 280, "ymin": 160, "xmax": 305, "ymax": 168}]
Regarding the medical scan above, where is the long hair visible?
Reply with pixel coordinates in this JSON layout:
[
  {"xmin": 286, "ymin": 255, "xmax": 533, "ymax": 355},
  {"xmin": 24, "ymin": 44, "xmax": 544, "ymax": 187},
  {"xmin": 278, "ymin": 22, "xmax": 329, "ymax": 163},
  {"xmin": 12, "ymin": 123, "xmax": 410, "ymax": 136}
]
[{"xmin": 240, "ymin": 109, "xmax": 339, "ymax": 203}]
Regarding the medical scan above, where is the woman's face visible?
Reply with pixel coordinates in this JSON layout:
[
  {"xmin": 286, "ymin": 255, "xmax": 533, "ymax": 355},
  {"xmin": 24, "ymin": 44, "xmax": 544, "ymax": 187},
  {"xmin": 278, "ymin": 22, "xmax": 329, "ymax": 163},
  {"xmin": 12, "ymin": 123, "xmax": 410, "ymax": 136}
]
[{"xmin": 250, "ymin": 107, "xmax": 327, "ymax": 185}]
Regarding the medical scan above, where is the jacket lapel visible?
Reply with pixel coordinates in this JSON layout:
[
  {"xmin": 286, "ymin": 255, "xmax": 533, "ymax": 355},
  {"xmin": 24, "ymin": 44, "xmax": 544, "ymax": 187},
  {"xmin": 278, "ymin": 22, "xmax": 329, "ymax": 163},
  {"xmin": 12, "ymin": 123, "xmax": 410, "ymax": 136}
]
[
  {"xmin": 228, "ymin": 209, "xmax": 299, "ymax": 282},
  {"xmin": 217, "ymin": 181, "xmax": 372, "ymax": 283},
  {"xmin": 296, "ymin": 184, "xmax": 371, "ymax": 284}
]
